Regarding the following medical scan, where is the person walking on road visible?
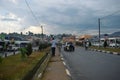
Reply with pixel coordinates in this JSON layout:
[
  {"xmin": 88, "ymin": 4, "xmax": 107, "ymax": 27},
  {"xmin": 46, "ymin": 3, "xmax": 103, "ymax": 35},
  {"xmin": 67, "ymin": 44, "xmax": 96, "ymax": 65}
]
[{"xmin": 51, "ymin": 37, "xmax": 57, "ymax": 56}]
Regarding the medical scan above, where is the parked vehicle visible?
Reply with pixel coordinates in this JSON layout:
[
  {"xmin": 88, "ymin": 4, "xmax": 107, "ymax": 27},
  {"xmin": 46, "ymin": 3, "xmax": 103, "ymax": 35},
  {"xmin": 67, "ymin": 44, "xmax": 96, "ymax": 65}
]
[
  {"xmin": 14, "ymin": 41, "xmax": 31, "ymax": 49},
  {"xmin": 109, "ymin": 38, "xmax": 120, "ymax": 48},
  {"xmin": 6, "ymin": 40, "xmax": 31, "ymax": 51},
  {"xmin": 92, "ymin": 37, "xmax": 120, "ymax": 48}
]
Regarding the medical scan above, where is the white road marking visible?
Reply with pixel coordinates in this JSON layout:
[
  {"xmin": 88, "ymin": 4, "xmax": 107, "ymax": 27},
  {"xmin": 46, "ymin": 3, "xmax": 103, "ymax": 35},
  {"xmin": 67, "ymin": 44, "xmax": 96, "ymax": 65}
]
[
  {"xmin": 63, "ymin": 61, "xmax": 66, "ymax": 66},
  {"xmin": 66, "ymin": 69, "xmax": 71, "ymax": 76}
]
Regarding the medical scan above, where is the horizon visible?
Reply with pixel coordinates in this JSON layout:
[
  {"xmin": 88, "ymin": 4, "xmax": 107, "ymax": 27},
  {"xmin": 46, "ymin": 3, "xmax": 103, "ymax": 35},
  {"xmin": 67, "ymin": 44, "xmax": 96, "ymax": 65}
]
[{"xmin": 0, "ymin": 31, "xmax": 119, "ymax": 37}]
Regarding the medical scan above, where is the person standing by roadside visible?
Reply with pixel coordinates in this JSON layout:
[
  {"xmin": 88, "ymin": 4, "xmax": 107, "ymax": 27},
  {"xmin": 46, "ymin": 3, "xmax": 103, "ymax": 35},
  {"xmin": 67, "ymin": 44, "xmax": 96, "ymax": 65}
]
[{"xmin": 51, "ymin": 37, "xmax": 57, "ymax": 56}]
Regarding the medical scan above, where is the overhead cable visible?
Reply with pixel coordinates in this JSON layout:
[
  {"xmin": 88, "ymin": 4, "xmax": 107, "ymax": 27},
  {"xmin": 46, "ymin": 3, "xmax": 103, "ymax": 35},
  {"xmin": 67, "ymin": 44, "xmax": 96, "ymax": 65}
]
[
  {"xmin": 101, "ymin": 10, "xmax": 120, "ymax": 19},
  {"xmin": 24, "ymin": 0, "xmax": 40, "ymax": 25}
]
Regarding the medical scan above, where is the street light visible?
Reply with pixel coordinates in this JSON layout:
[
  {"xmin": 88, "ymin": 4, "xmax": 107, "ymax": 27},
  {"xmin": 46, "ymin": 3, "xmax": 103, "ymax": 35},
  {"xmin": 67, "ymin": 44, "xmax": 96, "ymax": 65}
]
[
  {"xmin": 41, "ymin": 25, "xmax": 43, "ymax": 40},
  {"xmin": 98, "ymin": 18, "xmax": 101, "ymax": 47}
]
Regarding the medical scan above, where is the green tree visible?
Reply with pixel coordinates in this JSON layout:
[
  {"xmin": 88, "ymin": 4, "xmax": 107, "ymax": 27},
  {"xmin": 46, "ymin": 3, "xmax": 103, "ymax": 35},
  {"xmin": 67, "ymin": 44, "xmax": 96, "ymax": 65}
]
[{"xmin": 0, "ymin": 34, "xmax": 5, "ymax": 41}]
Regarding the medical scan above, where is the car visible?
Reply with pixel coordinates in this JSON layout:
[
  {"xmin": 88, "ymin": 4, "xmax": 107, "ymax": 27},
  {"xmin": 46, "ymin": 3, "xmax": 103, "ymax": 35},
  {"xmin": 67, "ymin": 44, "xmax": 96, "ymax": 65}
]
[
  {"xmin": 64, "ymin": 42, "xmax": 75, "ymax": 52},
  {"xmin": 109, "ymin": 43, "xmax": 120, "ymax": 48}
]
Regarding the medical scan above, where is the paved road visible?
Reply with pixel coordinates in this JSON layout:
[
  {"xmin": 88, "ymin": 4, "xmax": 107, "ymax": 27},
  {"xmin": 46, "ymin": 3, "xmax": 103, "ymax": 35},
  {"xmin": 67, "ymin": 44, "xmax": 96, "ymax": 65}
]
[
  {"xmin": 61, "ymin": 47, "xmax": 120, "ymax": 80},
  {"xmin": 0, "ymin": 51, "xmax": 19, "ymax": 57}
]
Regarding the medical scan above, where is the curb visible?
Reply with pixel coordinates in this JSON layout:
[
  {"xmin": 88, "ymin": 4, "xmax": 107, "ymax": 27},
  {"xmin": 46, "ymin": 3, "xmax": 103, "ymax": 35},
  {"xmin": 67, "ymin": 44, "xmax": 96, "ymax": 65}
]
[
  {"xmin": 22, "ymin": 53, "xmax": 50, "ymax": 80},
  {"xmin": 60, "ymin": 54, "xmax": 72, "ymax": 80},
  {"xmin": 32, "ymin": 53, "xmax": 51, "ymax": 80},
  {"xmin": 90, "ymin": 49, "xmax": 120, "ymax": 55}
]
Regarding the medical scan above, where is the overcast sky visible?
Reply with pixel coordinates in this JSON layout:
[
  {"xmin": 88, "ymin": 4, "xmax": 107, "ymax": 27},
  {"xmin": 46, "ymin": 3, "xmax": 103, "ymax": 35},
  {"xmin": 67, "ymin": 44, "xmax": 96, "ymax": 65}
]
[{"xmin": 0, "ymin": 0, "xmax": 120, "ymax": 35}]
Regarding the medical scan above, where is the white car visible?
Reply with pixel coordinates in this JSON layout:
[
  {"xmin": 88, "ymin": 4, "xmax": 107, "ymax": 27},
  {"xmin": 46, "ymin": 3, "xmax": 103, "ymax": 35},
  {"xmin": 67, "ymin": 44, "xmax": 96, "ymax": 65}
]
[{"xmin": 109, "ymin": 43, "xmax": 120, "ymax": 48}]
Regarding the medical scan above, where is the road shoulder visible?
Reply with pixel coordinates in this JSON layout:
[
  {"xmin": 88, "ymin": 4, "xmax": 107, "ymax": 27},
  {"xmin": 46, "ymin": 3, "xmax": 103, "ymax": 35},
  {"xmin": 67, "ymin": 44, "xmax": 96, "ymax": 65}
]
[{"xmin": 41, "ymin": 48, "xmax": 70, "ymax": 80}]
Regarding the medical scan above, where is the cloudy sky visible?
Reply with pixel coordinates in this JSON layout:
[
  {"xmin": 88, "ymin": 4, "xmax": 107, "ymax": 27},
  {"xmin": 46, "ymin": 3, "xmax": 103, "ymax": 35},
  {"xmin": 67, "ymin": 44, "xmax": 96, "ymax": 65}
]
[{"xmin": 0, "ymin": 0, "xmax": 120, "ymax": 35}]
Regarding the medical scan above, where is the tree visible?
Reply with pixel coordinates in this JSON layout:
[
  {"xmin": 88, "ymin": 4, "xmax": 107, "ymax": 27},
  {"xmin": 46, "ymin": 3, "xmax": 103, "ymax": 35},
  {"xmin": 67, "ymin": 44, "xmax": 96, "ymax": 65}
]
[
  {"xmin": 103, "ymin": 40, "xmax": 108, "ymax": 48},
  {"xmin": 0, "ymin": 33, "xmax": 5, "ymax": 41},
  {"xmin": 20, "ymin": 32, "xmax": 23, "ymax": 35}
]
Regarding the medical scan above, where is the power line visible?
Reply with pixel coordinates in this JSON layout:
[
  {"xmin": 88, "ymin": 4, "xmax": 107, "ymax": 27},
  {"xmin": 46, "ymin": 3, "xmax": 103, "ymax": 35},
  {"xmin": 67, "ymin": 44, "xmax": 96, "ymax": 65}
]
[
  {"xmin": 98, "ymin": 10, "xmax": 120, "ymax": 45},
  {"xmin": 24, "ymin": 0, "xmax": 43, "ymax": 39},
  {"xmin": 24, "ymin": 0, "xmax": 40, "ymax": 25},
  {"xmin": 101, "ymin": 10, "xmax": 120, "ymax": 19}
]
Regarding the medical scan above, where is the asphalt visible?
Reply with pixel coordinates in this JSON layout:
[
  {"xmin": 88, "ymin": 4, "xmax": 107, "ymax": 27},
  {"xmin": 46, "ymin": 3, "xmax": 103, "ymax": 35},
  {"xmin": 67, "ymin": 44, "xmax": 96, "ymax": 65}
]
[
  {"xmin": 62, "ymin": 47, "xmax": 120, "ymax": 80},
  {"xmin": 41, "ymin": 48, "xmax": 71, "ymax": 80}
]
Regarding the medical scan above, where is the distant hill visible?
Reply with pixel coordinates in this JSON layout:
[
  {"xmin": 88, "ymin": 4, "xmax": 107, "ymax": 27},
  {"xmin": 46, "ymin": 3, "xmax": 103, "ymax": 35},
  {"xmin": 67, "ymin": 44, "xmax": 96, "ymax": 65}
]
[
  {"xmin": 91, "ymin": 31, "xmax": 120, "ymax": 41},
  {"xmin": 110, "ymin": 31, "xmax": 120, "ymax": 37},
  {"xmin": 94, "ymin": 31, "xmax": 120, "ymax": 38}
]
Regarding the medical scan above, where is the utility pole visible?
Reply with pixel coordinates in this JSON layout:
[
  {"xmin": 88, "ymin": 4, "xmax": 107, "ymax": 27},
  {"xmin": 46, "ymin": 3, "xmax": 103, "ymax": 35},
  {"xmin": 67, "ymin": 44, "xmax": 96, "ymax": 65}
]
[
  {"xmin": 98, "ymin": 18, "xmax": 101, "ymax": 47},
  {"xmin": 41, "ymin": 25, "xmax": 43, "ymax": 41},
  {"xmin": 9, "ymin": 26, "xmax": 10, "ymax": 34}
]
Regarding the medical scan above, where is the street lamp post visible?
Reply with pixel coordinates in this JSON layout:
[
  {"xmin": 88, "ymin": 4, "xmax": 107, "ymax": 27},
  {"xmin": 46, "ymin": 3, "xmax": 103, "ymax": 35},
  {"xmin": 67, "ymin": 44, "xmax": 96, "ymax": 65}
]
[
  {"xmin": 98, "ymin": 18, "xmax": 101, "ymax": 47},
  {"xmin": 41, "ymin": 25, "xmax": 43, "ymax": 41}
]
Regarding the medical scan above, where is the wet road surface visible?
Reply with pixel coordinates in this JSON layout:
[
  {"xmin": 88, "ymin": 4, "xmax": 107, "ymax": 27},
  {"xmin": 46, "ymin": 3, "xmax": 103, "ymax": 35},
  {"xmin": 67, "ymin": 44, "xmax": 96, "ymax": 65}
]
[{"xmin": 61, "ymin": 47, "xmax": 120, "ymax": 80}]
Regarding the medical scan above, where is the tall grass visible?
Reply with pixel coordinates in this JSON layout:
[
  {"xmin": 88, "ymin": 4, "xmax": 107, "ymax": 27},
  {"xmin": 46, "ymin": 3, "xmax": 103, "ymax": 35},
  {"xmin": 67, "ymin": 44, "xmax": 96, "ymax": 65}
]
[{"xmin": 0, "ymin": 48, "xmax": 49, "ymax": 80}]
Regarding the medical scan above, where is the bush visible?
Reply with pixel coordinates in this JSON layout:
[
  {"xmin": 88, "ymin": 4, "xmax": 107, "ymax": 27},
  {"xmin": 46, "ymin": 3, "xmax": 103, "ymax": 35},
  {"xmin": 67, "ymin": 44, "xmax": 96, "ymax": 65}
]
[
  {"xmin": 26, "ymin": 43, "xmax": 33, "ymax": 56},
  {"xmin": 19, "ymin": 47, "xmax": 27, "ymax": 60},
  {"xmin": 39, "ymin": 42, "xmax": 50, "ymax": 51},
  {"xmin": 19, "ymin": 43, "xmax": 33, "ymax": 60}
]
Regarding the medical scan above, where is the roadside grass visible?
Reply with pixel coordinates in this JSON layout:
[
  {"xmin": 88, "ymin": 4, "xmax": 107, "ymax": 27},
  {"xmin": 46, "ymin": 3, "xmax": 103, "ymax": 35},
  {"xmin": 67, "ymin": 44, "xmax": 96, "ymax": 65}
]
[
  {"xmin": 0, "ymin": 48, "xmax": 50, "ymax": 80},
  {"xmin": 90, "ymin": 46, "xmax": 120, "ymax": 53}
]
